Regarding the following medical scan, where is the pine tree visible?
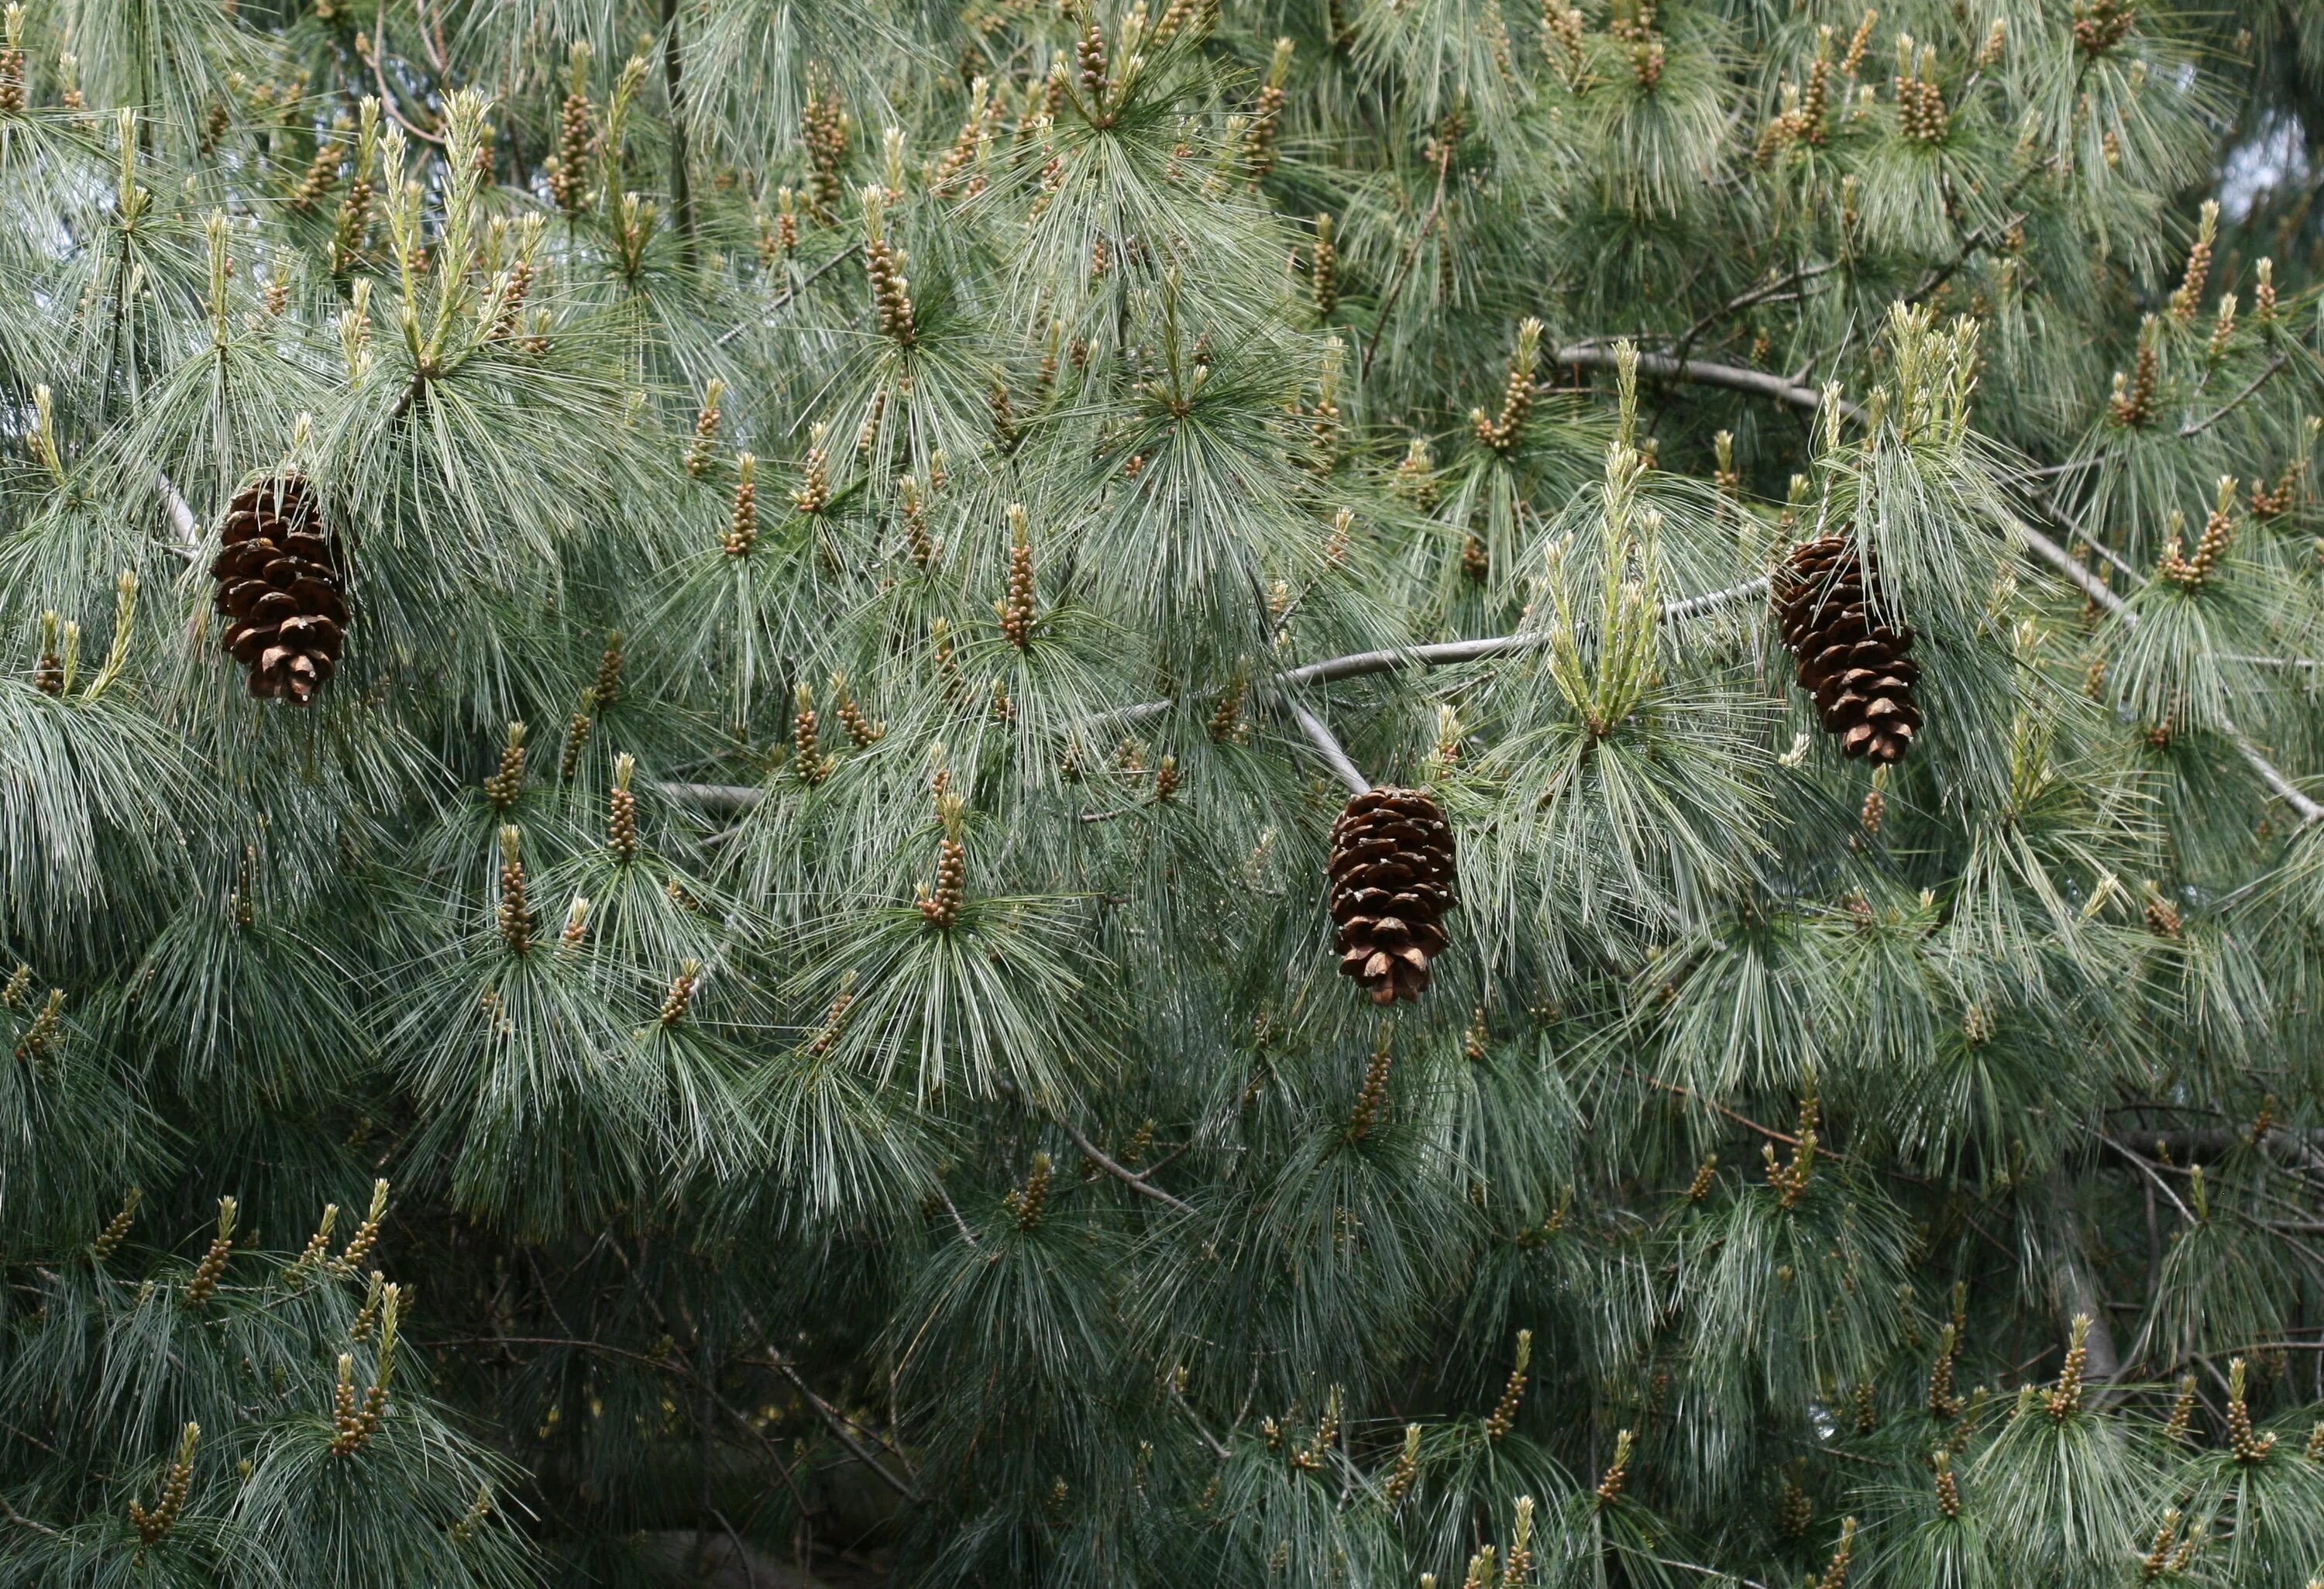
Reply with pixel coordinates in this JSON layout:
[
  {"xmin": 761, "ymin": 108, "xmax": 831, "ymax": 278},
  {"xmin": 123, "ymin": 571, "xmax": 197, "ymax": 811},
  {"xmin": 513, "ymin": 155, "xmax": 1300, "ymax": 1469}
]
[{"xmin": 3, "ymin": 3, "xmax": 2324, "ymax": 1587}]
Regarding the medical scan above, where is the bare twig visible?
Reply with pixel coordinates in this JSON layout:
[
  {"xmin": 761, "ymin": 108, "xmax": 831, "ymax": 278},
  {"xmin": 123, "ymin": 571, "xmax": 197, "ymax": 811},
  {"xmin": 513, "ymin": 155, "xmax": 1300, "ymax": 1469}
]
[
  {"xmin": 1555, "ymin": 346, "xmax": 1859, "ymax": 421},
  {"xmin": 1360, "ymin": 142, "xmax": 1453, "ymax": 380},
  {"xmin": 357, "ymin": 22, "xmax": 448, "ymax": 147},
  {"xmin": 2179, "ymin": 353, "xmax": 2290, "ymax": 439},
  {"xmin": 1290, "ymin": 702, "xmax": 1371, "ymax": 795},
  {"xmin": 710, "ymin": 1511, "xmax": 761, "ymax": 1589},
  {"xmin": 1672, "ymin": 261, "xmax": 1844, "ymax": 366},
  {"xmin": 1048, "ymin": 1113, "xmax": 1197, "ymax": 1214},
  {"xmin": 0, "ymin": 1497, "xmax": 63, "ymax": 1539},
  {"xmin": 156, "ymin": 471, "xmax": 201, "ymax": 560},
  {"xmin": 768, "ymin": 1354, "xmax": 924, "ymax": 1504},
  {"xmin": 2016, "ymin": 521, "xmax": 2324, "ymax": 824}
]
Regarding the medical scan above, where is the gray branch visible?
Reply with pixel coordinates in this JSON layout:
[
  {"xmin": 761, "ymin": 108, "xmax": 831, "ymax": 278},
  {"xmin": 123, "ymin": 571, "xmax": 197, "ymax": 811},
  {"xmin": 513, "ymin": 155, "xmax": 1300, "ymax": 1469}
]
[
  {"xmin": 661, "ymin": 578, "xmax": 1774, "ymax": 815},
  {"xmin": 1289, "ymin": 702, "xmax": 1372, "ymax": 795},
  {"xmin": 1047, "ymin": 1113, "xmax": 1197, "ymax": 1215},
  {"xmin": 1278, "ymin": 576, "xmax": 1770, "ymax": 688},
  {"xmin": 156, "ymin": 473, "xmax": 201, "ymax": 561}
]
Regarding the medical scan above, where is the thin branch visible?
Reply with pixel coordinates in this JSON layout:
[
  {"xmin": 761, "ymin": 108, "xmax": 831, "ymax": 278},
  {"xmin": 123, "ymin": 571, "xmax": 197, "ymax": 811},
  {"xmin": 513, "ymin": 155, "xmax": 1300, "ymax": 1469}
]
[
  {"xmin": 1165, "ymin": 1373, "xmax": 1233, "ymax": 1460},
  {"xmin": 1673, "ymin": 260, "xmax": 1844, "ymax": 366},
  {"xmin": 659, "ymin": 578, "xmax": 1772, "ymax": 814},
  {"xmin": 1049, "ymin": 1114, "xmax": 1197, "ymax": 1215},
  {"xmin": 2179, "ymin": 353, "xmax": 2289, "ymax": 438},
  {"xmin": 1637, "ymin": 1071, "xmax": 1847, "ymax": 1163},
  {"xmin": 1289, "ymin": 702, "xmax": 1371, "ymax": 795},
  {"xmin": 2016, "ymin": 521, "xmax": 2324, "ymax": 824},
  {"xmin": 429, "ymin": 1334, "xmax": 688, "ymax": 1372},
  {"xmin": 2017, "ymin": 519, "xmax": 2123, "ymax": 615},
  {"xmin": 156, "ymin": 471, "xmax": 201, "ymax": 560},
  {"xmin": 0, "ymin": 1419, "xmax": 59, "ymax": 1457},
  {"xmin": 1555, "ymin": 346, "xmax": 1860, "ymax": 421},
  {"xmin": 415, "ymin": 0, "xmax": 451, "ymax": 73},
  {"xmin": 1278, "ymin": 576, "xmax": 1770, "ymax": 687},
  {"xmin": 768, "ymin": 1354, "xmax": 924, "ymax": 1504},
  {"xmin": 658, "ymin": 779, "xmax": 764, "ymax": 814},
  {"xmin": 715, "ymin": 243, "xmax": 865, "ymax": 348},
  {"xmin": 710, "ymin": 1510, "xmax": 761, "ymax": 1589},
  {"xmin": 658, "ymin": 0, "xmax": 697, "ymax": 270},
  {"xmin": 357, "ymin": 22, "xmax": 448, "ymax": 147},
  {"xmin": 999, "ymin": 1075, "xmax": 1196, "ymax": 1213},
  {"xmin": 1647, "ymin": 1555, "xmax": 1776, "ymax": 1589},
  {"xmin": 2230, "ymin": 734, "xmax": 2324, "ymax": 824},
  {"xmin": 932, "ymin": 1182, "xmax": 981, "ymax": 1247},
  {"xmin": 0, "ymin": 1497, "xmax": 62, "ymax": 1539},
  {"xmin": 1360, "ymin": 142, "xmax": 1452, "ymax": 380},
  {"xmin": 1903, "ymin": 203, "xmax": 2027, "ymax": 310},
  {"xmin": 2028, "ymin": 483, "xmax": 2140, "ymax": 580}
]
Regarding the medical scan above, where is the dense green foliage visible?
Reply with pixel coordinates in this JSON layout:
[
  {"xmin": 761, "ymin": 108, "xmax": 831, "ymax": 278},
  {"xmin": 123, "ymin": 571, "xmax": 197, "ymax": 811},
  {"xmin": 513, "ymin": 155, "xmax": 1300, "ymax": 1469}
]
[{"xmin": 5, "ymin": 2, "xmax": 2324, "ymax": 1585}]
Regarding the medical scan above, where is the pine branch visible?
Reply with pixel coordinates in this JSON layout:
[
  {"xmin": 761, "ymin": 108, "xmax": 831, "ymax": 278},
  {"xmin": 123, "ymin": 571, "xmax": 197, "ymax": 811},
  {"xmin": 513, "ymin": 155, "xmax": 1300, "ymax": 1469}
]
[
  {"xmin": 1639, "ymin": 1073, "xmax": 1845, "ymax": 1162},
  {"xmin": 155, "ymin": 472, "xmax": 201, "ymax": 560},
  {"xmin": 2016, "ymin": 521, "xmax": 2323, "ymax": 824},
  {"xmin": 0, "ymin": 1497, "xmax": 63, "ymax": 1539},
  {"xmin": 996, "ymin": 1077, "xmax": 1195, "ymax": 1212},
  {"xmin": 1278, "ymin": 576, "xmax": 1772, "ymax": 687},
  {"xmin": 1556, "ymin": 347, "xmax": 1858, "ymax": 420},
  {"xmin": 661, "ymin": 579, "xmax": 1773, "ymax": 813},
  {"xmin": 1670, "ymin": 261, "xmax": 1845, "ymax": 368},
  {"xmin": 1047, "ymin": 1113, "xmax": 1196, "ymax": 1214},
  {"xmin": 1360, "ymin": 140, "xmax": 1454, "ymax": 380},
  {"xmin": 715, "ymin": 244, "xmax": 865, "ymax": 347},
  {"xmin": 2179, "ymin": 353, "xmax": 2290, "ymax": 438},
  {"xmin": 1290, "ymin": 702, "xmax": 1370, "ymax": 795},
  {"xmin": 767, "ymin": 1355, "xmax": 924, "ymax": 1504}
]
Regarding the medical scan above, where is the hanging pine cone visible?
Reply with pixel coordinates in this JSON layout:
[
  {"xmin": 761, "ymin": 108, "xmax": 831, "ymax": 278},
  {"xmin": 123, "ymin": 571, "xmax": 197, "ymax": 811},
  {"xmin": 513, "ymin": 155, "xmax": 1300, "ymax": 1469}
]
[
  {"xmin": 211, "ymin": 473, "xmax": 347, "ymax": 703},
  {"xmin": 1326, "ymin": 787, "xmax": 1457, "ymax": 1005},
  {"xmin": 1771, "ymin": 535, "xmax": 1920, "ymax": 765}
]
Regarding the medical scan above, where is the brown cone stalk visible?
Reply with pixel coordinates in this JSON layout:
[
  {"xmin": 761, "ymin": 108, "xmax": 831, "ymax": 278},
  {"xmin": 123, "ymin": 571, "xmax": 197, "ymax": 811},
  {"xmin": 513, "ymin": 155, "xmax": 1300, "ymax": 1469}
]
[
  {"xmin": 1326, "ymin": 787, "xmax": 1458, "ymax": 1004},
  {"xmin": 1771, "ymin": 535, "xmax": 1921, "ymax": 765},
  {"xmin": 211, "ymin": 473, "xmax": 348, "ymax": 703}
]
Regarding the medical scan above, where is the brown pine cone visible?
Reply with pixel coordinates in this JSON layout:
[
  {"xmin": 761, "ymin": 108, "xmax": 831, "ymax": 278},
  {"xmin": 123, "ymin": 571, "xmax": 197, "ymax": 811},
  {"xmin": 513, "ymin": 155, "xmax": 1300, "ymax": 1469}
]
[
  {"xmin": 1771, "ymin": 535, "xmax": 1921, "ymax": 765},
  {"xmin": 211, "ymin": 473, "xmax": 347, "ymax": 703},
  {"xmin": 1326, "ymin": 787, "xmax": 1458, "ymax": 1004}
]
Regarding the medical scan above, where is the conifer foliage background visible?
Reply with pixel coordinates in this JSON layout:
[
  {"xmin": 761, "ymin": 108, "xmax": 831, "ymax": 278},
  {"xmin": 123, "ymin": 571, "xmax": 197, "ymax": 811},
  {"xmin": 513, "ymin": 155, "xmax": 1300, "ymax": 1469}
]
[{"xmin": 6, "ymin": 1, "xmax": 2324, "ymax": 1584}]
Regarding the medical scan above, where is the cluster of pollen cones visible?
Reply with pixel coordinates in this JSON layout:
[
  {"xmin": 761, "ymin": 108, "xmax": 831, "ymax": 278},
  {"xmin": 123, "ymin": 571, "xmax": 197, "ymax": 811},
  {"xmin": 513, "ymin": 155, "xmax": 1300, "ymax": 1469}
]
[
  {"xmin": 212, "ymin": 474, "xmax": 347, "ymax": 703},
  {"xmin": 1327, "ymin": 787, "xmax": 1459, "ymax": 1005}
]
